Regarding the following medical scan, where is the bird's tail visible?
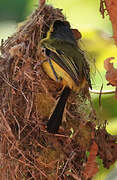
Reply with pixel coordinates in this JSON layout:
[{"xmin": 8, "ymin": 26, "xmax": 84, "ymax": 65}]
[{"xmin": 47, "ymin": 86, "xmax": 71, "ymax": 133}]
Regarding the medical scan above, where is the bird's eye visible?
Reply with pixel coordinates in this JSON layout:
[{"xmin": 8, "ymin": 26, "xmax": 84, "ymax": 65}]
[
  {"xmin": 41, "ymin": 47, "xmax": 50, "ymax": 57},
  {"xmin": 41, "ymin": 47, "xmax": 47, "ymax": 57},
  {"xmin": 41, "ymin": 47, "xmax": 46, "ymax": 53}
]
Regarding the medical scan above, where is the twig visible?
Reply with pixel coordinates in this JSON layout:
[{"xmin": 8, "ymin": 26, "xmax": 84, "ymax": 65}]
[
  {"xmin": 8, "ymin": 146, "xmax": 48, "ymax": 178},
  {"xmin": 89, "ymin": 88, "xmax": 115, "ymax": 94},
  {"xmin": 0, "ymin": 74, "xmax": 29, "ymax": 102},
  {"xmin": 99, "ymin": 84, "xmax": 103, "ymax": 107},
  {"xmin": 58, "ymin": 151, "xmax": 75, "ymax": 178},
  {"xmin": 39, "ymin": 0, "xmax": 46, "ymax": 8},
  {"xmin": 0, "ymin": 110, "xmax": 15, "ymax": 139}
]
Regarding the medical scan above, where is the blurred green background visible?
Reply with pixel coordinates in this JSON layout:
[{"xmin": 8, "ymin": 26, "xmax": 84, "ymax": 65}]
[{"xmin": 0, "ymin": 0, "xmax": 117, "ymax": 179}]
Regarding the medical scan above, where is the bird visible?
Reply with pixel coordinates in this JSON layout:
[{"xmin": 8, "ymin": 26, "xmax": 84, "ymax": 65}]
[{"xmin": 40, "ymin": 20, "xmax": 92, "ymax": 133}]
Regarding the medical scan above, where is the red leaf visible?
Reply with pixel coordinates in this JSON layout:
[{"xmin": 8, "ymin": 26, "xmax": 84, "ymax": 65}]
[
  {"xmin": 100, "ymin": 0, "xmax": 117, "ymax": 45},
  {"xmin": 83, "ymin": 141, "xmax": 99, "ymax": 180},
  {"xmin": 104, "ymin": 57, "xmax": 117, "ymax": 87},
  {"xmin": 71, "ymin": 29, "xmax": 82, "ymax": 40}
]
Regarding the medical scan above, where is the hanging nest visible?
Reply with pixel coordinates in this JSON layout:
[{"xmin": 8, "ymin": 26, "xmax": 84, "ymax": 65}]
[{"xmin": 0, "ymin": 4, "xmax": 117, "ymax": 180}]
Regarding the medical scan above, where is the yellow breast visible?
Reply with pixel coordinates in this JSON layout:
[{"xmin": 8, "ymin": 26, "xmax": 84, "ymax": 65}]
[{"xmin": 42, "ymin": 59, "xmax": 86, "ymax": 92}]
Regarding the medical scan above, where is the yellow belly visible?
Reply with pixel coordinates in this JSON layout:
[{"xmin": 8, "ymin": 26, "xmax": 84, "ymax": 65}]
[{"xmin": 42, "ymin": 59, "xmax": 86, "ymax": 92}]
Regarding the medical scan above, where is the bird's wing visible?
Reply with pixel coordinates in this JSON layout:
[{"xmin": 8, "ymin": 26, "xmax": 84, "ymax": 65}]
[{"xmin": 45, "ymin": 46, "xmax": 81, "ymax": 85}]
